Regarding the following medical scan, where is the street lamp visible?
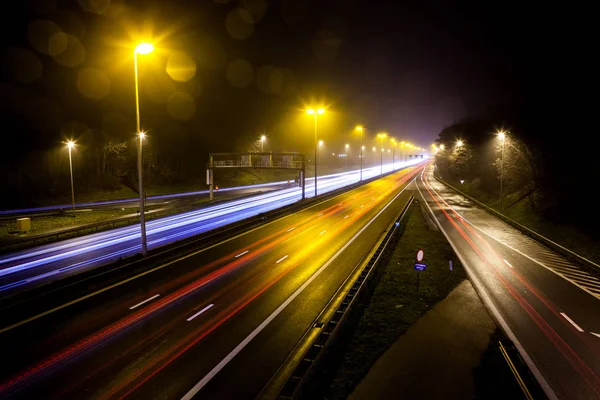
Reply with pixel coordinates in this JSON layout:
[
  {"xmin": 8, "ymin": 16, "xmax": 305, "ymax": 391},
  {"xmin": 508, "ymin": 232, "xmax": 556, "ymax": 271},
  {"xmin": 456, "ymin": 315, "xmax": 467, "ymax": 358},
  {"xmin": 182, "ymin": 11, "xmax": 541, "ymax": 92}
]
[
  {"xmin": 134, "ymin": 42, "xmax": 154, "ymax": 257},
  {"xmin": 307, "ymin": 108, "xmax": 325, "ymax": 197},
  {"xmin": 498, "ymin": 131, "xmax": 506, "ymax": 211},
  {"xmin": 260, "ymin": 134, "xmax": 266, "ymax": 152},
  {"xmin": 456, "ymin": 140, "xmax": 464, "ymax": 148},
  {"xmin": 344, "ymin": 143, "xmax": 349, "ymax": 170},
  {"xmin": 377, "ymin": 132, "xmax": 387, "ymax": 175},
  {"xmin": 355, "ymin": 126, "xmax": 364, "ymax": 181},
  {"xmin": 65, "ymin": 140, "xmax": 76, "ymax": 214}
]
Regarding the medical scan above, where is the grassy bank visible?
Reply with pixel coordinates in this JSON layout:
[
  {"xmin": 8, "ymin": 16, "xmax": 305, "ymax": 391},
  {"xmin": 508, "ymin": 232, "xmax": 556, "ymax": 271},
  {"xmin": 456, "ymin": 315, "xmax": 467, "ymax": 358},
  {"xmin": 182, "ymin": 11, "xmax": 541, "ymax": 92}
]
[
  {"xmin": 439, "ymin": 176, "xmax": 600, "ymax": 265},
  {"xmin": 0, "ymin": 193, "xmax": 237, "ymax": 246},
  {"xmin": 301, "ymin": 200, "xmax": 467, "ymax": 399}
]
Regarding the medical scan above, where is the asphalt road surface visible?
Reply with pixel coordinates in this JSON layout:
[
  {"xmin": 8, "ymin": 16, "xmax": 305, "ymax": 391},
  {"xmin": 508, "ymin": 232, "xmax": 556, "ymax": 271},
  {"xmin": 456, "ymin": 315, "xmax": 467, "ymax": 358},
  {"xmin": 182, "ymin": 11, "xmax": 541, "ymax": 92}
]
[
  {"xmin": 0, "ymin": 164, "xmax": 423, "ymax": 399},
  {"xmin": 417, "ymin": 165, "xmax": 600, "ymax": 400},
  {"xmin": 0, "ymin": 161, "xmax": 423, "ymax": 295}
]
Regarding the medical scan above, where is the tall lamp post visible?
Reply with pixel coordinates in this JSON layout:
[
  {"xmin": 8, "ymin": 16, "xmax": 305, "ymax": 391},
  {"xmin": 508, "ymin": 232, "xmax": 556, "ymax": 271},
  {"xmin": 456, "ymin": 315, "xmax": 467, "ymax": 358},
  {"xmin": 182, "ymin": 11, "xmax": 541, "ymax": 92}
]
[
  {"xmin": 498, "ymin": 131, "xmax": 506, "ymax": 211},
  {"xmin": 306, "ymin": 108, "xmax": 325, "ymax": 196},
  {"xmin": 134, "ymin": 42, "xmax": 154, "ymax": 257},
  {"xmin": 355, "ymin": 125, "xmax": 364, "ymax": 181},
  {"xmin": 377, "ymin": 132, "xmax": 387, "ymax": 175},
  {"xmin": 260, "ymin": 134, "xmax": 266, "ymax": 152},
  {"xmin": 344, "ymin": 143, "xmax": 349, "ymax": 170},
  {"xmin": 66, "ymin": 140, "xmax": 76, "ymax": 214}
]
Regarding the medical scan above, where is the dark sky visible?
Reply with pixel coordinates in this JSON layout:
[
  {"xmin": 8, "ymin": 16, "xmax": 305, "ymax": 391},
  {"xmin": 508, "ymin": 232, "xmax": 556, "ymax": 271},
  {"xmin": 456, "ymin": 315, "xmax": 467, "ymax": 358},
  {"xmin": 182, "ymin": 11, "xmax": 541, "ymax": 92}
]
[{"xmin": 0, "ymin": 0, "xmax": 592, "ymax": 162}]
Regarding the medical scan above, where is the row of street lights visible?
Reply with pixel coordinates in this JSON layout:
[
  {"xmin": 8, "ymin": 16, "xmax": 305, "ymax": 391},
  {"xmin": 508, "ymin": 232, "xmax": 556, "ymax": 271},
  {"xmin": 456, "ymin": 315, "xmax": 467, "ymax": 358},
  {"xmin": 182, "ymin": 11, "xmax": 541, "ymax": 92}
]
[
  {"xmin": 304, "ymin": 112, "xmax": 423, "ymax": 196},
  {"xmin": 433, "ymin": 130, "xmax": 508, "ymax": 211},
  {"xmin": 65, "ymin": 42, "xmax": 426, "ymax": 257},
  {"xmin": 65, "ymin": 42, "xmax": 154, "ymax": 256}
]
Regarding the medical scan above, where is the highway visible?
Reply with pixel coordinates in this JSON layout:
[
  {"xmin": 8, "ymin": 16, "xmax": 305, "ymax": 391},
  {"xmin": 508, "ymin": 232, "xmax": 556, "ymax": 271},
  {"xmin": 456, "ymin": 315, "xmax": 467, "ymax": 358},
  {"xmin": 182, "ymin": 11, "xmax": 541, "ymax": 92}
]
[
  {"xmin": 0, "ymin": 164, "xmax": 423, "ymax": 399},
  {"xmin": 0, "ymin": 161, "xmax": 423, "ymax": 295},
  {"xmin": 0, "ymin": 181, "xmax": 293, "ymax": 220},
  {"xmin": 417, "ymin": 165, "xmax": 600, "ymax": 400}
]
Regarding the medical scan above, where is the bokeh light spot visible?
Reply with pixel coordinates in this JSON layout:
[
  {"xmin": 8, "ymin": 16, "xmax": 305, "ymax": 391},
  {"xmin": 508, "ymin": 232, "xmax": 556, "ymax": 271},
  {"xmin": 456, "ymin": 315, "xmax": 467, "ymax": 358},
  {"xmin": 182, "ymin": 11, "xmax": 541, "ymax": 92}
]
[
  {"xmin": 77, "ymin": 68, "xmax": 111, "ymax": 100},
  {"xmin": 256, "ymin": 66, "xmax": 287, "ymax": 96},
  {"xmin": 166, "ymin": 52, "xmax": 196, "ymax": 82},
  {"xmin": 28, "ymin": 0, "xmax": 58, "ymax": 14},
  {"xmin": 145, "ymin": 74, "xmax": 176, "ymax": 104},
  {"xmin": 27, "ymin": 20, "xmax": 66, "ymax": 56},
  {"xmin": 281, "ymin": 0, "xmax": 308, "ymax": 24},
  {"xmin": 244, "ymin": 0, "xmax": 268, "ymax": 22},
  {"xmin": 1, "ymin": 48, "xmax": 43, "ymax": 83},
  {"xmin": 226, "ymin": 59, "xmax": 254, "ymax": 88},
  {"xmin": 55, "ymin": 9, "xmax": 87, "ymax": 39},
  {"xmin": 195, "ymin": 39, "xmax": 226, "ymax": 70},
  {"xmin": 49, "ymin": 32, "xmax": 68, "ymax": 56},
  {"xmin": 52, "ymin": 34, "xmax": 85, "ymax": 67},
  {"xmin": 76, "ymin": 0, "xmax": 93, "ymax": 12},
  {"xmin": 90, "ymin": 0, "xmax": 111, "ymax": 14},
  {"xmin": 105, "ymin": 0, "xmax": 125, "ymax": 17},
  {"xmin": 167, "ymin": 92, "xmax": 196, "ymax": 121},
  {"xmin": 226, "ymin": 8, "xmax": 255, "ymax": 40}
]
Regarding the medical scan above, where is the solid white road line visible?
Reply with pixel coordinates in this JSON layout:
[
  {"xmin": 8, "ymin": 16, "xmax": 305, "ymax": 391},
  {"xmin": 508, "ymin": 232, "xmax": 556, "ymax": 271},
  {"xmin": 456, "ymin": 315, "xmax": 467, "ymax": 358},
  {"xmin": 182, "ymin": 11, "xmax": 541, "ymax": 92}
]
[
  {"xmin": 319, "ymin": 230, "xmax": 326, "ymax": 235},
  {"xmin": 276, "ymin": 255, "xmax": 288, "ymax": 264},
  {"xmin": 560, "ymin": 312, "xmax": 584, "ymax": 332},
  {"xmin": 286, "ymin": 227, "xmax": 295, "ymax": 232},
  {"xmin": 591, "ymin": 332, "xmax": 600, "ymax": 339},
  {"xmin": 503, "ymin": 259, "xmax": 514, "ymax": 269},
  {"xmin": 416, "ymin": 169, "xmax": 558, "ymax": 400},
  {"xmin": 186, "ymin": 304, "xmax": 215, "ymax": 322},
  {"xmin": 179, "ymin": 176, "xmax": 416, "ymax": 400},
  {"xmin": 425, "ymin": 173, "xmax": 600, "ymax": 303},
  {"xmin": 235, "ymin": 250, "xmax": 249, "ymax": 258},
  {"xmin": 129, "ymin": 294, "xmax": 160, "ymax": 310}
]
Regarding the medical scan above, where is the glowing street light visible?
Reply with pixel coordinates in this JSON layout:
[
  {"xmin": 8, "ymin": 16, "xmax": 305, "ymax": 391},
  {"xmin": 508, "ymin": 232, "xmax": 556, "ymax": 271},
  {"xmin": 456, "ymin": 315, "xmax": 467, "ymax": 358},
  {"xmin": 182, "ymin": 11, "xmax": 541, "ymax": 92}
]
[
  {"xmin": 391, "ymin": 139, "xmax": 397, "ymax": 169},
  {"xmin": 134, "ymin": 42, "xmax": 154, "ymax": 256},
  {"xmin": 307, "ymin": 107, "xmax": 325, "ymax": 196},
  {"xmin": 377, "ymin": 132, "xmax": 387, "ymax": 175},
  {"xmin": 355, "ymin": 125, "xmax": 365, "ymax": 181},
  {"xmin": 456, "ymin": 140, "xmax": 464, "ymax": 148},
  {"xmin": 318, "ymin": 139, "xmax": 324, "ymax": 146},
  {"xmin": 260, "ymin": 134, "xmax": 267, "ymax": 152},
  {"xmin": 65, "ymin": 140, "xmax": 76, "ymax": 214},
  {"xmin": 498, "ymin": 130, "xmax": 507, "ymax": 211},
  {"xmin": 440, "ymin": 144, "xmax": 445, "ymax": 150}
]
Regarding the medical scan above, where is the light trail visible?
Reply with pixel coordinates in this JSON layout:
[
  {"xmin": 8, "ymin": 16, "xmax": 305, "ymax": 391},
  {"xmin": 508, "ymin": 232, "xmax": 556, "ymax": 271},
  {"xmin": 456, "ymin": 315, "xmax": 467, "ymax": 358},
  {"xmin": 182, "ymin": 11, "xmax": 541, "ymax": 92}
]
[{"xmin": 0, "ymin": 160, "xmax": 425, "ymax": 291}]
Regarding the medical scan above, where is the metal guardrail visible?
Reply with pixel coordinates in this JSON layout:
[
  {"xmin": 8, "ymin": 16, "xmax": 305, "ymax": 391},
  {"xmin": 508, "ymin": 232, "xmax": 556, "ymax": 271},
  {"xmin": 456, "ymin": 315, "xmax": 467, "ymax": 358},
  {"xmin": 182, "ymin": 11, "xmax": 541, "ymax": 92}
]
[
  {"xmin": 0, "ymin": 165, "xmax": 420, "ymax": 255},
  {"xmin": 0, "ymin": 191, "xmax": 260, "ymax": 253},
  {"xmin": 260, "ymin": 195, "xmax": 415, "ymax": 400},
  {"xmin": 433, "ymin": 174, "xmax": 600, "ymax": 272}
]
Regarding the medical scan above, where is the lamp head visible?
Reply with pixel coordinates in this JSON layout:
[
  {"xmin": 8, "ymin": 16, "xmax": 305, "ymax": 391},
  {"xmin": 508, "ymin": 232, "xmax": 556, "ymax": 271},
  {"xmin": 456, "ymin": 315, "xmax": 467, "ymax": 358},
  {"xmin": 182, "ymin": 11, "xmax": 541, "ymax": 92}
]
[{"xmin": 135, "ymin": 42, "xmax": 154, "ymax": 55}]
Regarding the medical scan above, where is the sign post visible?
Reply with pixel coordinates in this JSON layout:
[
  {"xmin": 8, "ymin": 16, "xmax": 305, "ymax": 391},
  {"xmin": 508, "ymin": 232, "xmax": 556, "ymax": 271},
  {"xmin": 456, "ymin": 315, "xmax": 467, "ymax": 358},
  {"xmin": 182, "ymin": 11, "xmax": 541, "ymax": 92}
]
[{"xmin": 414, "ymin": 249, "xmax": 426, "ymax": 293}]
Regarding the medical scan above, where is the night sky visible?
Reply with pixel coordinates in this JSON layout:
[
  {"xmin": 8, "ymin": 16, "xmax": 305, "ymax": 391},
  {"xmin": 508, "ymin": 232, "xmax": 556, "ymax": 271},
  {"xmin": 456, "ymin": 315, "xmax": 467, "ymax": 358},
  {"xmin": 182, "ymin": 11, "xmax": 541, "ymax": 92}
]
[{"xmin": 0, "ymin": 0, "xmax": 594, "ymax": 165}]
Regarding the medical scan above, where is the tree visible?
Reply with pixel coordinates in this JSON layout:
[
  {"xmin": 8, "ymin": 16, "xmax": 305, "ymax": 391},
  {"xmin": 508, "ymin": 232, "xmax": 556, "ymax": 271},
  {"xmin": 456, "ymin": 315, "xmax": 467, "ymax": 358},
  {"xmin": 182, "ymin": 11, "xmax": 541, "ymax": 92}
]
[{"xmin": 494, "ymin": 135, "xmax": 539, "ymax": 208}]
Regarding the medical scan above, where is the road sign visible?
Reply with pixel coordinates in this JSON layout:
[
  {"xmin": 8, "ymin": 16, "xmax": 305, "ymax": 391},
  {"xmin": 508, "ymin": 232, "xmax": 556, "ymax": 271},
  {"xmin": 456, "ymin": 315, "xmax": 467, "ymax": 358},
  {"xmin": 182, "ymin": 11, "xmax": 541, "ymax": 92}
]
[
  {"xmin": 414, "ymin": 263, "xmax": 427, "ymax": 271},
  {"xmin": 416, "ymin": 249, "xmax": 424, "ymax": 262}
]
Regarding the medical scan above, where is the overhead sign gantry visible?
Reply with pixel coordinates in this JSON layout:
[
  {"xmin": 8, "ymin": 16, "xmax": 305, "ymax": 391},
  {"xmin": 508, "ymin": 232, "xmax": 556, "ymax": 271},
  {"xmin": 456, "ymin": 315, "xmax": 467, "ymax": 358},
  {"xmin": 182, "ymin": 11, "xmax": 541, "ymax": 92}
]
[{"xmin": 207, "ymin": 152, "xmax": 306, "ymax": 200}]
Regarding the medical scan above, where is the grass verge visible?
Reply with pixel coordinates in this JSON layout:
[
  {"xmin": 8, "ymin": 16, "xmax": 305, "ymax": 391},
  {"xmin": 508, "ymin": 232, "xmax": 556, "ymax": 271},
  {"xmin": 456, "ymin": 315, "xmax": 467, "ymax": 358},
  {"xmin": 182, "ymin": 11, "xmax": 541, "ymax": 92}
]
[{"xmin": 300, "ymin": 199, "xmax": 467, "ymax": 399}]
